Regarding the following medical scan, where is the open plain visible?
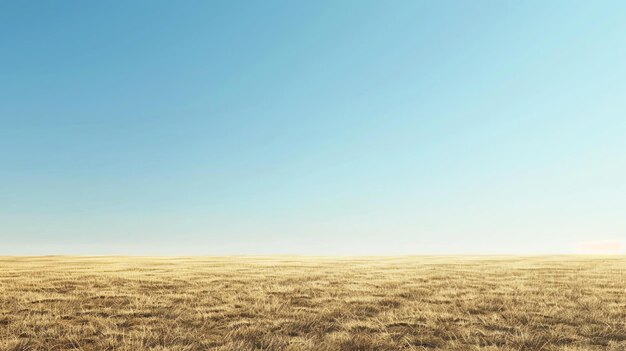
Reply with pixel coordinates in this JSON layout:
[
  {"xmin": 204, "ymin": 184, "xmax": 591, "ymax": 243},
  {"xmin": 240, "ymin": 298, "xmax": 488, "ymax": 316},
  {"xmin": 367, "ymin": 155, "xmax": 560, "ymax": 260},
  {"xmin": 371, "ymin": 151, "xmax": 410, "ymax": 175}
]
[{"xmin": 0, "ymin": 256, "xmax": 625, "ymax": 351}]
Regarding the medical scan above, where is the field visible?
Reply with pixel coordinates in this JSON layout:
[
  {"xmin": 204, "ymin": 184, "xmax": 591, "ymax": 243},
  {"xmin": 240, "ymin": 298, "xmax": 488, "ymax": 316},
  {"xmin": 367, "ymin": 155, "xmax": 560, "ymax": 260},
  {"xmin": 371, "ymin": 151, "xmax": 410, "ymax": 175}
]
[{"xmin": 0, "ymin": 256, "xmax": 625, "ymax": 351}]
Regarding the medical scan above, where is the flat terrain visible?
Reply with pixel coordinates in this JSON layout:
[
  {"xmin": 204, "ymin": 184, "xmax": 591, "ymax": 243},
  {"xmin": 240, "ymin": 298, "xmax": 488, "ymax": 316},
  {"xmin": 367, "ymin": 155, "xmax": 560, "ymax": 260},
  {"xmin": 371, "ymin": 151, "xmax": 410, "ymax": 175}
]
[{"xmin": 0, "ymin": 256, "xmax": 625, "ymax": 351}]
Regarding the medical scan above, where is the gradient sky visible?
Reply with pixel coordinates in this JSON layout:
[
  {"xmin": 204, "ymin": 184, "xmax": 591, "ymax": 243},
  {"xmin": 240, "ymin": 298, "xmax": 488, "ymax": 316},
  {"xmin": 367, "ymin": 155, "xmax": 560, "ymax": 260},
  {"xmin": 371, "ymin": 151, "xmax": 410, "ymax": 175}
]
[{"xmin": 2, "ymin": 1, "xmax": 625, "ymax": 255}]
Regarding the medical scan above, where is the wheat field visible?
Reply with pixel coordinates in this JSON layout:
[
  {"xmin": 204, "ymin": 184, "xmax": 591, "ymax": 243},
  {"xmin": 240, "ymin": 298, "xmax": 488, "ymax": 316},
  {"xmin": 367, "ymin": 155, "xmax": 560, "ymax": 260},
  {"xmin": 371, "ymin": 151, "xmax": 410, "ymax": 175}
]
[{"xmin": 0, "ymin": 256, "xmax": 625, "ymax": 351}]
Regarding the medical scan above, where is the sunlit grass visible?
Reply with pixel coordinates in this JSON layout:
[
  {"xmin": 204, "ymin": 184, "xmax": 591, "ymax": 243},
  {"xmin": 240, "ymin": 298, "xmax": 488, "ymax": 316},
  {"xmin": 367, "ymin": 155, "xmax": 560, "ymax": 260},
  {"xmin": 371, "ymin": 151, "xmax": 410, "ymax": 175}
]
[{"xmin": 0, "ymin": 256, "xmax": 625, "ymax": 350}]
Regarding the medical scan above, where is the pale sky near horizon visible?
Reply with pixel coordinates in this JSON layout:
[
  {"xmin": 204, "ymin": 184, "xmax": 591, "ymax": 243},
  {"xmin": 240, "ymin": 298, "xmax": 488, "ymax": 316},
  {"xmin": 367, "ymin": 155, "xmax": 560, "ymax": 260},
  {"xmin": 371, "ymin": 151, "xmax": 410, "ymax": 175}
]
[{"xmin": 1, "ymin": 1, "xmax": 625, "ymax": 255}]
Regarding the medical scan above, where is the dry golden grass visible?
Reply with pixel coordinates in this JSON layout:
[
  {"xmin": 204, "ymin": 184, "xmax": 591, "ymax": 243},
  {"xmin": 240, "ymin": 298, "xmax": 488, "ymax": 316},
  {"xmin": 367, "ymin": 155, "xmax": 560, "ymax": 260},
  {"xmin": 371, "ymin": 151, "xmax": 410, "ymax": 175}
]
[{"xmin": 0, "ymin": 256, "xmax": 625, "ymax": 351}]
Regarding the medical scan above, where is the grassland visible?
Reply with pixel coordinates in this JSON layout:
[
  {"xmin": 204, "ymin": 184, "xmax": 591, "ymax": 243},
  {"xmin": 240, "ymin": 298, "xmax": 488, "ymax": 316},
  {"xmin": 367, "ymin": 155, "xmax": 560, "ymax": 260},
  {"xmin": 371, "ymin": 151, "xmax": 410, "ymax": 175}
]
[{"xmin": 0, "ymin": 256, "xmax": 625, "ymax": 351}]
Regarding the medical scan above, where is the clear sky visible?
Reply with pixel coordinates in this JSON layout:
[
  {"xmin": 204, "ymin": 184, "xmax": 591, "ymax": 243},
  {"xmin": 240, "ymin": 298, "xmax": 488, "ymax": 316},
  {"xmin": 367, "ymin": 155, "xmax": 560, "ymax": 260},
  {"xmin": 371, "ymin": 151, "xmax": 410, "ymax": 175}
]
[{"xmin": 2, "ymin": 1, "xmax": 625, "ymax": 255}]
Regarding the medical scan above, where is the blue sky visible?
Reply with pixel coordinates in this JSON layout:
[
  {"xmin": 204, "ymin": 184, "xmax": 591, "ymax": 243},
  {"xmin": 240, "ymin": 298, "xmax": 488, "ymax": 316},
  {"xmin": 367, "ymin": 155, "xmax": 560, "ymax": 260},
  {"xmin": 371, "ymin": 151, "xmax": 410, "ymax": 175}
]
[{"xmin": 1, "ymin": 1, "xmax": 625, "ymax": 254}]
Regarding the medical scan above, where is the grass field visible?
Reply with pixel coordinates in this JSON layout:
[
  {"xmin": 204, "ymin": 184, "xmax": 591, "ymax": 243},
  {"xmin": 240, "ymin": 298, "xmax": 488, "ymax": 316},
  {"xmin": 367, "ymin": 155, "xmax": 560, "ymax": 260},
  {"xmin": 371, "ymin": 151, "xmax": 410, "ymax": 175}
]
[{"xmin": 0, "ymin": 256, "xmax": 625, "ymax": 351}]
